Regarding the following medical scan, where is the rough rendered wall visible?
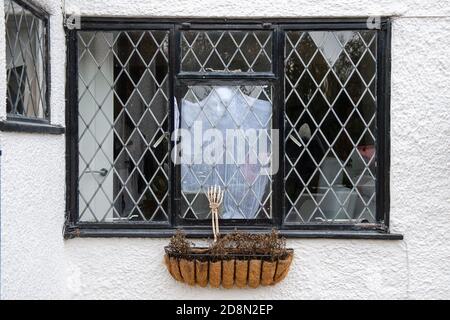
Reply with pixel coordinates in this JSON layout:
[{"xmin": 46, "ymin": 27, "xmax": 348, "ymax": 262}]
[
  {"xmin": 0, "ymin": 0, "xmax": 67, "ymax": 299},
  {"xmin": 1, "ymin": 0, "xmax": 450, "ymax": 299}
]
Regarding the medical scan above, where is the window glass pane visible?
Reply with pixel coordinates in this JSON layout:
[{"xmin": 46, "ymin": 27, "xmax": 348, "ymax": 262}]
[
  {"xmin": 77, "ymin": 30, "xmax": 170, "ymax": 223},
  {"xmin": 176, "ymin": 85, "xmax": 273, "ymax": 219},
  {"xmin": 181, "ymin": 30, "xmax": 272, "ymax": 73},
  {"xmin": 5, "ymin": 0, "xmax": 47, "ymax": 119},
  {"xmin": 284, "ymin": 30, "xmax": 377, "ymax": 224}
]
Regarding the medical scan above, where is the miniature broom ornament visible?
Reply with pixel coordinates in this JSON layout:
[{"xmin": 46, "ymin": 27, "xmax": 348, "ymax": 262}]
[{"xmin": 207, "ymin": 185, "xmax": 224, "ymax": 242}]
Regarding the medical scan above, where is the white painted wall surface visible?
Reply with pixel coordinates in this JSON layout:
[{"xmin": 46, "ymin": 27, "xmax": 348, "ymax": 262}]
[{"xmin": 1, "ymin": 0, "xmax": 450, "ymax": 299}]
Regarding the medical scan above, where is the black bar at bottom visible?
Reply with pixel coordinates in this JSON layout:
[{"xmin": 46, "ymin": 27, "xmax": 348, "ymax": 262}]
[
  {"xmin": 66, "ymin": 227, "xmax": 403, "ymax": 240},
  {"xmin": 0, "ymin": 120, "xmax": 65, "ymax": 134}
]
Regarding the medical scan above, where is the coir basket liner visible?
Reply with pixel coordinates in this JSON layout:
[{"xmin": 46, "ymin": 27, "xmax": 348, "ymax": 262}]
[{"xmin": 164, "ymin": 247, "xmax": 294, "ymax": 288}]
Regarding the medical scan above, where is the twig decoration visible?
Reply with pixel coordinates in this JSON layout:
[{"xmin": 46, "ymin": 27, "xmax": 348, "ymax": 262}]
[{"xmin": 206, "ymin": 185, "xmax": 224, "ymax": 242}]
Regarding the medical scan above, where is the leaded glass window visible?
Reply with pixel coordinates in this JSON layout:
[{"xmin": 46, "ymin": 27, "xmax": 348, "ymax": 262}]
[
  {"xmin": 284, "ymin": 30, "xmax": 377, "ymax": 224},
  {"xmin": 4, "ymin": 0, "xmax": 49, "ymax": 120},
  {"xmin": 67, "ymin": 19, "xmax": 391, "ymax": 236},
  {"xmin": 77, "ymin": 30, "xmax": 170, "ymax": 222},
  {"xmin": 178, "ymin": 85, "xmax": 273, "ymax": 220},
  {"xmin": 181, "ymin": 30, "xmax": 272, "ymax": 73}
]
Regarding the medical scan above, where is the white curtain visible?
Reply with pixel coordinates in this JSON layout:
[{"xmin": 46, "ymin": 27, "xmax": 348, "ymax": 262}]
[{"xmin": 177, "ymin": 86, "xmax": 272, "ymax": 219}]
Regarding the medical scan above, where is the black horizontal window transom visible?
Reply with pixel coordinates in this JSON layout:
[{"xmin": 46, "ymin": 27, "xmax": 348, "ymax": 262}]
[{"xmin": 65, "ymin": 18, "xmax": 393, "ymax": 238}]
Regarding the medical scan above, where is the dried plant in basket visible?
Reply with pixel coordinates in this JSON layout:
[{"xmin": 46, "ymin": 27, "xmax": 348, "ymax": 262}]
[{"xmin": 164, "ymin": 185, "xmax": 294, "ymax": 288}]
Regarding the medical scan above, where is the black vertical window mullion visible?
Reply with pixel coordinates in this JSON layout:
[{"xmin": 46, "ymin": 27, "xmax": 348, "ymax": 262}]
[
  {"xmin": 168, "ymin": 25, "xmax": 176, "ymax": 227},
  {"xmin": 278, "ymin": 27, "xmax": 287, "ymax": 229},
  {"xmin": 173, "ymin": 25, "xmax": 182, "ymax": 226},
  {"xmin": 375, "ymin": 27, "xmax": 384, "ymax": 225},
  {"xmin": 384, "ymin": 21, "xmax": 392, "ymax": 228},
  {"xmin": 44, "ymin": 16, "xmax": 50, "ymax": 119},
  {"xmin": 66, "ymin": 29, "xmax": 80, "ymax": 225},
  {"xmin": 271, "ymin": 26, "xmax": 284, "ymax": 228},
  {"xmin": 375, "ymin": 22, "xmax": 391, "ymax": 227}
]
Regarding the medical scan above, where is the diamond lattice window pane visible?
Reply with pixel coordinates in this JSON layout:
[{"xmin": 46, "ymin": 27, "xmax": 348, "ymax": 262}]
[
  {"xmin": 181, "ymin": 30, "xmax": 272, "ymax": 73},
  {"xmin": 77, "ymin": 30, "xmax": 170, "ymax": 223},
  {"xmin": 177, "ymin": 85, "xmax": 273, "ymax": 220},
  {"xmin": 284, "ymin": 30, "xmax": 377, "ymax": 224},
  {"xmin": 5, "ymin": 0, "xmax": 48, "ymax": 119}
]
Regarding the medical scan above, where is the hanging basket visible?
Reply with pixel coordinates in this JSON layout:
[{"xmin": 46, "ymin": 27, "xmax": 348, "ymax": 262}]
[
  {"xmin": 164, "ymin": 246, "xmax": 294, "ymax": 288},
  {"xmin": 164, "ymin": 187, "xmax": 294, "ymax": 288}
]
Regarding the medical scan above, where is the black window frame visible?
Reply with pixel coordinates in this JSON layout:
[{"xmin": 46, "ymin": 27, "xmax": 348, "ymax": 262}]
[
  {"xmin": 65, "ymin": 17, "xmax": 402, "ymax": 240},
  {"xmin": 0, "ymin": 0, "xmax": 64, "ymax": 134}
]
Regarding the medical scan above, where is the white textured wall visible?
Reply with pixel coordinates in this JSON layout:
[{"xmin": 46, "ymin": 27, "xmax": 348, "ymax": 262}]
[
  {"xmin": 1, "ymin": 0, "xmax": 450, "ymax": 299},
  {"xmin": 0, "ymin": 0, "xmax": 67, "ymax": 299}
]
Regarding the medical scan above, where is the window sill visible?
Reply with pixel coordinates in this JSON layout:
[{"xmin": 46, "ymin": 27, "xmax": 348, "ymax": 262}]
[
  {"xmin": 65, "ymin": 227, "xmax": 403, "ymax": 240},
  {"xmin": 0, "ymin": 120, "xmax": 65, "ymax": 134}
]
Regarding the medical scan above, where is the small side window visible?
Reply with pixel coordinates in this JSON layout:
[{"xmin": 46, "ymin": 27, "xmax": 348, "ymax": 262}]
[{"xmin": 4, "ymin": 0, "xmax": 49, "ymax": 121}]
